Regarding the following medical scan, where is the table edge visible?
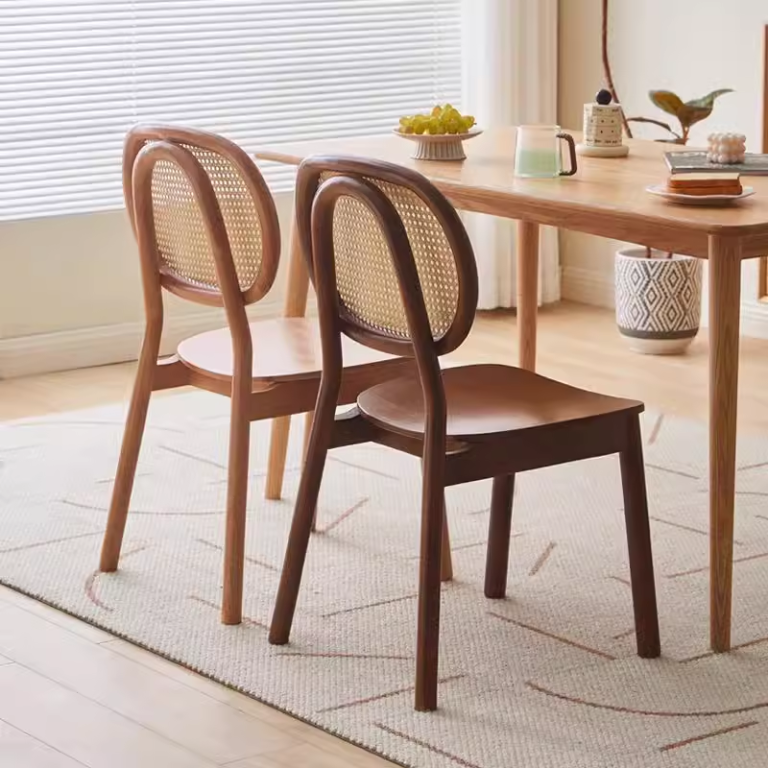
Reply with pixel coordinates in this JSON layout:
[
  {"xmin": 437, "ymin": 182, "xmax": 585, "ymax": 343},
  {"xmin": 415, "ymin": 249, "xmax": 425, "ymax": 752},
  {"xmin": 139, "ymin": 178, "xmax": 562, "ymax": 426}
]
[{"xmin": 254, "ymin": 149, "xmax": 768, "ymax": 244}]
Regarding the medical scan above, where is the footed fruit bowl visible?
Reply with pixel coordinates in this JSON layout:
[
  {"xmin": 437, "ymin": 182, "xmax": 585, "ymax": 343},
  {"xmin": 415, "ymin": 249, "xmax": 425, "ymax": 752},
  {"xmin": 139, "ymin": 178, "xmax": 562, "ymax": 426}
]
[
  {"xmin": 395, "ymin": 104, "xmax": 480, "ymax": 161},
  {"xmin": 393, "ymin": 127, "xmax": 483, "ymax": 161}
]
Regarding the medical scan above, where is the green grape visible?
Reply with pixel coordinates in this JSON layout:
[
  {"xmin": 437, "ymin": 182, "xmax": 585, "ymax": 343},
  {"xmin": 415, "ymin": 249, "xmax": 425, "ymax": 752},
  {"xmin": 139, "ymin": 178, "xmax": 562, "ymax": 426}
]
[
  {"xmin": 444, "ymin": 117, "xmax": 460, "ymax": 134},
  {"xmin": 444, "ymin": 107, "xmax": 461, "ymax": 122},
  {"xmin": 412, "ymin": 115, "xmax": 428, "ymax": 135},
  {"xmin": 397, "ymin": 105, "xmax": 477, "ymax": 135}
]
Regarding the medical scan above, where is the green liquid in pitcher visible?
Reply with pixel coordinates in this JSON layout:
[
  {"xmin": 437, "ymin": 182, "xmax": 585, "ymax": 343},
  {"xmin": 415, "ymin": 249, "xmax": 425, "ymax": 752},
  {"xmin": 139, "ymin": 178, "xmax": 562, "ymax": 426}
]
[{"xmin": 515, "ymin": 149, "xmax": 560, "ymax": 178}]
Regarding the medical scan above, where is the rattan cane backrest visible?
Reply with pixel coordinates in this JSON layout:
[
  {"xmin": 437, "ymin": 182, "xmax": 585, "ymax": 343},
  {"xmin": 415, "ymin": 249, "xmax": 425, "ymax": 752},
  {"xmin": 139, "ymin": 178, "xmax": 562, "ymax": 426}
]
[
  {"xmin": 296, "ymin": 156, "xmax": 478, "ymax": 357},
  {"xmin": 124, "ymin": 125, "xmax": 280, "ymax": 306}
]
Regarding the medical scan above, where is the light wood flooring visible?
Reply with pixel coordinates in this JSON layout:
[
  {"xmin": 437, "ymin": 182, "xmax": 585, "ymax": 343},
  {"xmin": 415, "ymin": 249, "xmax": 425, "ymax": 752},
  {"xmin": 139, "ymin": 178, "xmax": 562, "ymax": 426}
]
[{"xmin": 2, "ymin": 302, "xmax": 768, "ymax": 767}]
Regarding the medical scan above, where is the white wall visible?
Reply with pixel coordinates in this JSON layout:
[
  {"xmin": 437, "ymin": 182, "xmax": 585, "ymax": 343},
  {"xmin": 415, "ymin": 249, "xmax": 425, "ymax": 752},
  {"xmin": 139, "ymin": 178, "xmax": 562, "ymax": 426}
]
[
  {"xmin": 558, "ymin": 0, "xmax": 768, "ymax": 333},
  {"xmin": 0, "ymin": 195, "xmax": 294, "ymax": 378}
]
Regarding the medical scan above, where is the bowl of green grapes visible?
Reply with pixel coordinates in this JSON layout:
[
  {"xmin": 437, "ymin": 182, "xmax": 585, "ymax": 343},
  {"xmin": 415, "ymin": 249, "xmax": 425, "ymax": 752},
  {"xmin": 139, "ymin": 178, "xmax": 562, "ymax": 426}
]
[{"xmin": 395, "ymin": 105, "xmax": 480, "ymax": 161}]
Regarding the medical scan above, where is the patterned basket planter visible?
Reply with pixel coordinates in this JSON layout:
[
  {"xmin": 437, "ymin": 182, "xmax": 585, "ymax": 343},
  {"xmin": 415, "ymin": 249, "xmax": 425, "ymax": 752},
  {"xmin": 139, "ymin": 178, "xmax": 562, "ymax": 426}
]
[{"xmin": 615, "ymin": 247, "xmax": 702, "ymax": 355}]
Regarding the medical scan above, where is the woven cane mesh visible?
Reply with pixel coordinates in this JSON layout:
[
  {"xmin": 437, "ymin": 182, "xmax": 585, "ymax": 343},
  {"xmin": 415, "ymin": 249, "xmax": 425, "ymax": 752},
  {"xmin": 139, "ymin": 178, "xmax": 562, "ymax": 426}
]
[
  {"xmin": 150, "ymin": 145, "xmax": 263, "ymax": 293},
  {"xmin": 328, "ymin": 175, "xmax": 459, "ymax": 341}
]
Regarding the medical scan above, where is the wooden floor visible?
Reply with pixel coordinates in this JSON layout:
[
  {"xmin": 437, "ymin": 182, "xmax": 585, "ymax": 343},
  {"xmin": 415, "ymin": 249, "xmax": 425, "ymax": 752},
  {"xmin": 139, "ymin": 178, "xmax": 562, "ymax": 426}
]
[{"xmin": 2, "ymin": 302, "xmax": 768, "ymax": 767}]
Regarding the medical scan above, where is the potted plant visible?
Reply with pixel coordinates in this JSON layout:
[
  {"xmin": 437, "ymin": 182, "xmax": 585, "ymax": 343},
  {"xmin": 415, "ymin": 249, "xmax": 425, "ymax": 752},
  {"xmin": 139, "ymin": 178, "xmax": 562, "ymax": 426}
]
[
  {"xmin": 614, "ymin": 247, "xmax": 702, "ymax": 354},
  {"xmin": 601, "ymin": 0, "xmax": 731, "ymax": 353}
]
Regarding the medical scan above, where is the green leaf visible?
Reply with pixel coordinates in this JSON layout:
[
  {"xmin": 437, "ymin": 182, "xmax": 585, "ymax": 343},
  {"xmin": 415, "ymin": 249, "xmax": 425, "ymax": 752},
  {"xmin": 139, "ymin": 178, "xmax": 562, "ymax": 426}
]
[
  {"xmin": 649, "ymin": 90, "xmax": 685, "ymax": 117},
  {"xmin": 677, "ymin": 88, "xmax": 734, "ymax": 129},
  {"xmin": 685, "ymin": 88, "xmax": 734, "ymax": 110}
]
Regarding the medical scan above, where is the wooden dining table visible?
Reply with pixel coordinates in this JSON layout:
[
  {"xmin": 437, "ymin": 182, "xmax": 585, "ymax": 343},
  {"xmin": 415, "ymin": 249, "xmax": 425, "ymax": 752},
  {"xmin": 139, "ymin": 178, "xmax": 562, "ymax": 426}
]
[{"xmin": 255, "ymin": 126, "xmax": 768, "ymax": 654}]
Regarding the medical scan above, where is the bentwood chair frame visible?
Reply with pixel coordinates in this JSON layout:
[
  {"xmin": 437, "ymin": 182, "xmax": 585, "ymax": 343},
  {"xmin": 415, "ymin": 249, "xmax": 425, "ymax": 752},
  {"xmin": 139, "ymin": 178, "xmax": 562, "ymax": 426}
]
[
  {"xmin": 268, "ymin": 156, "xmax": 660, "ymax": 711},
  {"xmin": 99, "ymin": 127, "xmax": 413, "ymax": 626}
]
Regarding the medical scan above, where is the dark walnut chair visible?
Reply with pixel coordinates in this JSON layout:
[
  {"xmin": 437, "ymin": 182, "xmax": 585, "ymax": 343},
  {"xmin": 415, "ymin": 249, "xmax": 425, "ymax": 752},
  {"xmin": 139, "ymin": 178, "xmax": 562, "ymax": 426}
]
[
  {"xmin": 268, "ymin": 156, "xmax": 660, "ymax": 711},
  {"xmin": 99, "ymin": 127, "xmax": 416, "ymax": 626}
]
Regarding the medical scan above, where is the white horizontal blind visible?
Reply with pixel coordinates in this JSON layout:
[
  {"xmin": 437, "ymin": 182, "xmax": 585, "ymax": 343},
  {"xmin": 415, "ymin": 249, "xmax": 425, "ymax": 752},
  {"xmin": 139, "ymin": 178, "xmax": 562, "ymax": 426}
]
[{"xmin": 0, "ymin": 0, "xmax": 462, "ymax": 221}]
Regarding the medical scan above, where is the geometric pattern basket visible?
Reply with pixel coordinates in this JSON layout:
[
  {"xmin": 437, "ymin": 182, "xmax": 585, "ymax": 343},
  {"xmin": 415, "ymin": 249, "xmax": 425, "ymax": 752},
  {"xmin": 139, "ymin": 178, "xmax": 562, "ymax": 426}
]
[{"xmin": 615, "ymin": 248, "xmax": 703, "ymax": 354}]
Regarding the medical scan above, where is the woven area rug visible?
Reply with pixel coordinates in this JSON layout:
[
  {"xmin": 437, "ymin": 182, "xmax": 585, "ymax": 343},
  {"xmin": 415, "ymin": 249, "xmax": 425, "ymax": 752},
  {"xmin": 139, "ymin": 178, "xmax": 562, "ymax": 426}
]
[{"xmin": 3, "ymin": 391, "xmax": 768, "ymax": 767}]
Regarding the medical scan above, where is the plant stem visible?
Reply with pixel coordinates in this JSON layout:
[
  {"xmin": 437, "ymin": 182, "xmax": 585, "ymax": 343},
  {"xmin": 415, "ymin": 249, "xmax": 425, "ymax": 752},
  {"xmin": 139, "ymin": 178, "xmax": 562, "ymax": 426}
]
[{"xmin": 601, "ymin": 0, "xmax": 633, "ymax": 138}]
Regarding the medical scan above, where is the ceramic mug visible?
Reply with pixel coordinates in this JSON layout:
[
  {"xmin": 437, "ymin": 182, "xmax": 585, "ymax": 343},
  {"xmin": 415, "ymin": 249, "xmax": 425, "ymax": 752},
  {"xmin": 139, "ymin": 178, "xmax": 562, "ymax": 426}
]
[{"xmin": 514, "ymin": 125, "xmax": 577, "ymax": 178}]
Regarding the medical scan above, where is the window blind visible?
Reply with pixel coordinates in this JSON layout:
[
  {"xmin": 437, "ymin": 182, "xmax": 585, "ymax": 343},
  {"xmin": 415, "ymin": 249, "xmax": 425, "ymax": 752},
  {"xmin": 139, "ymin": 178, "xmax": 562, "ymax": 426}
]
[{"xmin": 0, "ymin": 0, "xmax": 462, "ymax": 221}]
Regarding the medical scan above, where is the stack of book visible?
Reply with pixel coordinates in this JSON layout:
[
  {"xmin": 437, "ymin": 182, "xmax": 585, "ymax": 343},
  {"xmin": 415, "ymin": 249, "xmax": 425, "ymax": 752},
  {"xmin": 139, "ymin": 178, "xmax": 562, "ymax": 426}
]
[{"xmin": 665, "ymin": 151, "xmax": 768, "ymax": 175}]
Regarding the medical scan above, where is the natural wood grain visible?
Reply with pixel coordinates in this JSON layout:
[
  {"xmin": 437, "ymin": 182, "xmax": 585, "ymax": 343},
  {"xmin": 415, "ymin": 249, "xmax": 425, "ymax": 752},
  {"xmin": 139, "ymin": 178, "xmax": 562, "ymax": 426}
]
[
  {"xmin": 619, "ymin": 417, "xmax": 661, "ymax": 658},
  {"xmin": 255, "ymin": 129, "xmax": 768, "ymax": 257},
  {"xmin": 260, "ymin": 743, "xmax": 391, "ymax": 768},
  {"xmin": 100, "ymin": 639, "xmax": 303, "ymax": 730},
  {"xmin": 265, "ymin": 416, "xmax": 292, "ymax": 502},
  {"xmin": 357, "ymin": 365, "xmax": 640, "ymax": 440},
  {"xmin": 177, "ymin": 319, "xmax": 397, "ymax": 383},
  {"xmin": 0, "ymin": 720, "xmax": 85, "ymax": 768},
  {"xmin": 0, "ymin": 662, "xmax": 218, "ymax": 768},
  {"xmin": 10, "ymin": 304, "xmax": 768, "ymax": 431},
  {"xmin": 708, "ymin": 236, "xmax": 742, "ymax": 653},
  {"xmin": 0, "ymin": 603, "xmax": 292, "ymax": 763},
  {"xmin": 104, "ymin": 128, "xmax": 411, "ymax": 625},
  {"xmin": 440, "ymin": 507, "xmax": 453, "ymax": 582},
  {"xmin": 270, "ymin": 160, "xmax": 657, "ymax": 712},
  {"xmin": 8, "ymin": 305, "xmax": 768, "ymax": 766},
  {"xmin": 266, "ymin": 218, "xmax": 312, "ymax": 501},
  {"xmin": 257, "ymin": 131, "xmax": 768, "ymax": 655},
  {"xmin": 222, "ymin": 365, "xmax": 251, "ymax": 625},
  {"xmin": 484, "ymin": 474, "xmax": 515, "ymax": 599},
  {"xmin": 516, "ymin": 220, "xmax": 540, "ymax": 370},
  {"xmin": 0, "ymin": 585, "xmax": 113, "ymax": 644}
]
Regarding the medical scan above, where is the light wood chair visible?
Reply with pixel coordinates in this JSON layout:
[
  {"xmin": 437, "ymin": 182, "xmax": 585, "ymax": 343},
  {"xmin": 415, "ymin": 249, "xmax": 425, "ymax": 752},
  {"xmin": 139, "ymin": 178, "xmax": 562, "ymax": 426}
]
[
  {"xmin": 268, "ymin": 156, "xmax": 661, "ymax": 711},
  {"xmin": 99, "ymin": 126, "xmax": 416, "ymax": 625}
]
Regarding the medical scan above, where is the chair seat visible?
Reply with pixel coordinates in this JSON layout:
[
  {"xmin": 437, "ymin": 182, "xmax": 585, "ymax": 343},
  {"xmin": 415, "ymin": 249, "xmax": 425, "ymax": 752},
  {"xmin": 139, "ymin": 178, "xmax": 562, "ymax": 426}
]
[
  {"xmin": 356, "ymin": 364, "xmax": 643, "ymax": 440},
  {"xmin": 177, "ymin": 317, "xmax": 398, "ymax": 382}
]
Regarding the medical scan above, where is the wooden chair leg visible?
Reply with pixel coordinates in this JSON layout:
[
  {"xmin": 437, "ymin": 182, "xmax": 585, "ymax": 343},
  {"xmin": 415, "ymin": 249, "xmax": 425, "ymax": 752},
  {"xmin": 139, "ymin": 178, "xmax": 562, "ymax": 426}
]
[
  {"xmin": 303, "ymin": 411, "xmax": 320, "ymax": 532},
  {"xmin": 269, "ymin": 402, "xmax": 334, "ymax": 645},
  {"xmin": 265, "ymin": 416, "xmax": 291, "ymax": 501},
  {"xmin": 414, "ymin": 446, "xmax": 445, "ymax": 712},
  {"xmin": 620, "ymin": 416, "xmax": 661, "ymax": 658},
  {"xmin": 484, "ymin": 474, "xmax": 515, "ymax": 599},
  {"xmin": 99, "ymin": 344, "xmax": 157, "ymax": 572},
  {"xmin": 264, "ymin": 215, "xmax": 311, "ymax": 503},
  {"xmin": 221, "ymin": 385, "xmax": 252, "ymax": 626},
  {"xmin": 440, "ymin": 500, "xmax": 453, "ymax": 582}
]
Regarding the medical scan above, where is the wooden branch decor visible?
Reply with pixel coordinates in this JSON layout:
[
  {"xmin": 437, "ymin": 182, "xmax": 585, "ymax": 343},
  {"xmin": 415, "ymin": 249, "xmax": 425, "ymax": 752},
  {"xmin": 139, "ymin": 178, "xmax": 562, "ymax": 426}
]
[{"xmin": 601, "ymin": 0, "xmax": 632, "ymax": 138}]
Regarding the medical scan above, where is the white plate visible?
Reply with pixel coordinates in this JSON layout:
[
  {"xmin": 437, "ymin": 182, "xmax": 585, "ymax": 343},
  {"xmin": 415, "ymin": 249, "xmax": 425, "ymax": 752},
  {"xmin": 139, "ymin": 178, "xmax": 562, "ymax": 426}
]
[
  {"xmin": 393, "ymin": 127, "xmax": 483, "ymax": 143},
  {"xmin": 646, "ymin": 184, "xmax": 755, "ymax": 205}
]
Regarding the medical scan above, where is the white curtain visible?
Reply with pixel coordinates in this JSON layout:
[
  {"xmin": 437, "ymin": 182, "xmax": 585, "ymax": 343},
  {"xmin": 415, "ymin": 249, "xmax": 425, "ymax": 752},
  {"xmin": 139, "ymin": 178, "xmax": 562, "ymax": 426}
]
[{"xmin": 461, "ymin": 0, "xmax": 560, "ymax": 309}]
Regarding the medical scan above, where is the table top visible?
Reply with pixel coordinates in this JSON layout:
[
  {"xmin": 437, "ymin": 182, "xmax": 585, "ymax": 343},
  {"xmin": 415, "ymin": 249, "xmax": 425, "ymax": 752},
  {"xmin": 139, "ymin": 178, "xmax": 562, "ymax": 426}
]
[{"xmin": 255, "ymin": 127, "xmax": 768, "ymax": 258}]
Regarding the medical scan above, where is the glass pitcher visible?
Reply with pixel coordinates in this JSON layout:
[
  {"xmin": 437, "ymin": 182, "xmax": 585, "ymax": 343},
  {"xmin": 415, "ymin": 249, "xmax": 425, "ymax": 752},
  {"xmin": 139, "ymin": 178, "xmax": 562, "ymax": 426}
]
[{"xmin": 514, "ymin": 125, "xmax": 578, "ymax": 178}]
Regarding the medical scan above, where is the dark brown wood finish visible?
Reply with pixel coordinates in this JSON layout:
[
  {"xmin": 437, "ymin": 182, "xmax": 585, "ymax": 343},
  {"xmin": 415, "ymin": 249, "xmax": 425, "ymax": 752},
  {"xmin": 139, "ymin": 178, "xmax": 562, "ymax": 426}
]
[
  {"xmin": 620, "ymin": 417, "xmax": 661, "ymax": 658},
  {"xmin": 484, "ymin": 475, "xmax": 515, "ymax": 600},
  {"xmin": 99, "ymin": 127, "xmax": 415, "ymax": 627},
  {"xmin": 269, "ymin": 156, "xmax": 661, "ymax": 711}
]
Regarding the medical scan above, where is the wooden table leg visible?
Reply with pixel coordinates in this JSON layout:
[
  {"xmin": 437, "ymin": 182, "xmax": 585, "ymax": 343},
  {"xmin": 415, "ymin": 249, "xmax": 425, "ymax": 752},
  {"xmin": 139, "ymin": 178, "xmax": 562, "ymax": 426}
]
[
  {"xmin": 265, "ymin": 217, "xmax": 311, "ymax": 501},
  {"xmin": 516, "ymin": 221, "xmax": 540, "ymax": 371},
  {"xmin": 708, "ymin": 236, "xmax": 742, "ymax": 652}
]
